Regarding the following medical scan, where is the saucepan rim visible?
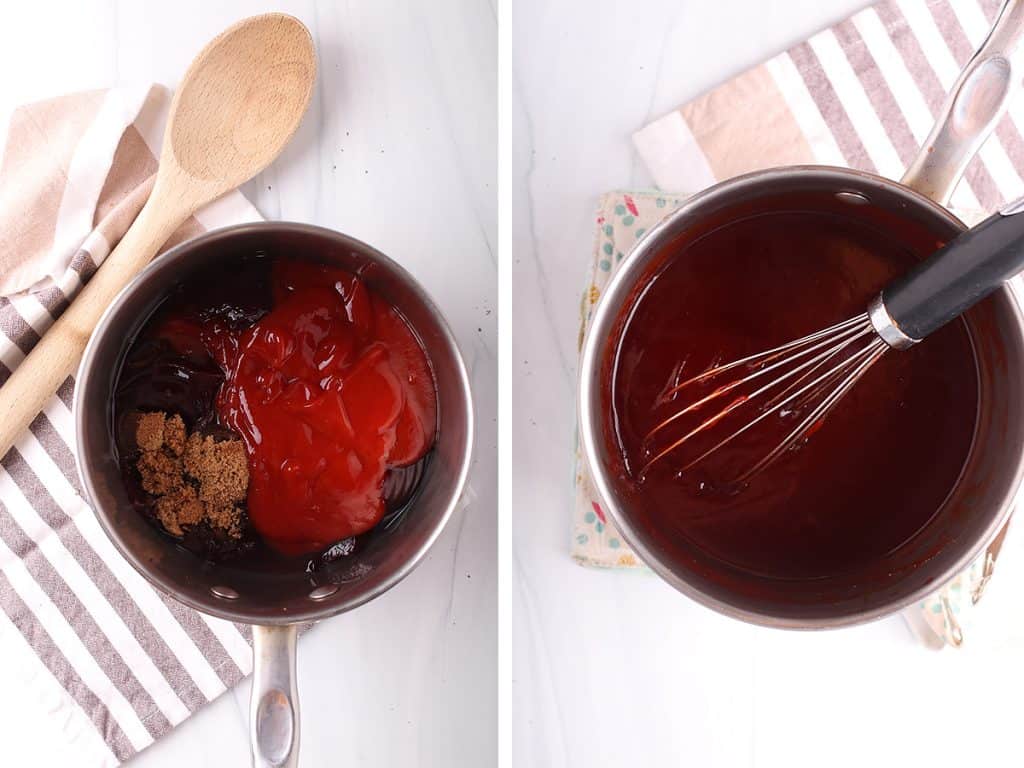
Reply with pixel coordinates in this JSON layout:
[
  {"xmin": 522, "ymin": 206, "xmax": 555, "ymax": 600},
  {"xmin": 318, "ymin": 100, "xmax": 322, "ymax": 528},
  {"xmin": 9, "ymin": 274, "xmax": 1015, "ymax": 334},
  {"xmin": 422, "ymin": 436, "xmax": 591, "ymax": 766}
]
[
  {"xmin": 578, "ymin": 164, "xmax": 1024, "ymax": 629},
  {"xmin": 74, "ymin": 220, "xmax": 475, "ymax": 626}
]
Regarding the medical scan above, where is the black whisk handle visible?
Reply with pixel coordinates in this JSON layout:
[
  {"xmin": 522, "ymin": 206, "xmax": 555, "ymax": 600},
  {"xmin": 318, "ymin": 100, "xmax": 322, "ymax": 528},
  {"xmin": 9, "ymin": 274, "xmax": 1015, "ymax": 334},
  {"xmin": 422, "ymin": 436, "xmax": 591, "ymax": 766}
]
[{"xmin": 880, "ymin": 199, "xmax": 1024, "ymax": 343}]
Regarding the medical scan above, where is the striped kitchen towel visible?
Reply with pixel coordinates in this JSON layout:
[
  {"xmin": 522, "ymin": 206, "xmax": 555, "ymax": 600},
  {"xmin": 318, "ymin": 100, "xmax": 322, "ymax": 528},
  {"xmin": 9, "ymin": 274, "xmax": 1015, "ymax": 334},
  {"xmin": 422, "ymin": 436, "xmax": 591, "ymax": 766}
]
[
  {"xmin": 576, "ymin": 0, "xmax": 1024, "ymax": 648},
  {"xmin": 633, "ymin": 0, "xmax": 1022, "ymax": 217},
  {"xmin": 0, "ymin": 84, "xmax": 261, "ymax": 766}
]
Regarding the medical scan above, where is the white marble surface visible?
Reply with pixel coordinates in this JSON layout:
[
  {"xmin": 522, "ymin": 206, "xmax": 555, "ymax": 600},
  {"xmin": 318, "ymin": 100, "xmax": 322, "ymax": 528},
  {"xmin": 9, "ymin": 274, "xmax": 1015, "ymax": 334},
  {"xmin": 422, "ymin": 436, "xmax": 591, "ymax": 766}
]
[
  {"xmin": 509, "ymin": 1, "xmax": 1024, "ymax": 767},
  {"xmin": 0, "ymin": 1, "xmax": 495, "ymax": 766}
]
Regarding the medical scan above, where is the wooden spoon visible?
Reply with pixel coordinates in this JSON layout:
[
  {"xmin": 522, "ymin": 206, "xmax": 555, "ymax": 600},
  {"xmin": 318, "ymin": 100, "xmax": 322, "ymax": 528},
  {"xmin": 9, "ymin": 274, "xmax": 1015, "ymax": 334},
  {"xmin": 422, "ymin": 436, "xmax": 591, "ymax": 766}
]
[{"xmin": 0, "ymin": 12, "xmax": 316, "ymax": 458}]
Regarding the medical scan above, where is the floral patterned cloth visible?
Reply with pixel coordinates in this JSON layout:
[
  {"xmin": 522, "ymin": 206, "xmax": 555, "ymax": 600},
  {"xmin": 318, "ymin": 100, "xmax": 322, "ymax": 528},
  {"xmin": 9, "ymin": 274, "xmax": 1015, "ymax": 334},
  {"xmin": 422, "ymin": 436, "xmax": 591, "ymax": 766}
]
[{"xmin": 573, "ymin": 192, "xmax": 683, "ymax": 569}]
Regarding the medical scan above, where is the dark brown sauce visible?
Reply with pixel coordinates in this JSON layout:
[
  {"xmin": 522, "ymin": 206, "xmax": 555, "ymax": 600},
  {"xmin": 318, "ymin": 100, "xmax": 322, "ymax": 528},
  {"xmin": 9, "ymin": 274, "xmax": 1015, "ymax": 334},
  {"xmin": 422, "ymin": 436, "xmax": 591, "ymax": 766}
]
[
  {"xmin": 607, "ymin": 201, "xmax": 979, "ymax": 581},
  {"xmin": 112, "ymin": 253, "xmax": 430, "ymax": 575}
]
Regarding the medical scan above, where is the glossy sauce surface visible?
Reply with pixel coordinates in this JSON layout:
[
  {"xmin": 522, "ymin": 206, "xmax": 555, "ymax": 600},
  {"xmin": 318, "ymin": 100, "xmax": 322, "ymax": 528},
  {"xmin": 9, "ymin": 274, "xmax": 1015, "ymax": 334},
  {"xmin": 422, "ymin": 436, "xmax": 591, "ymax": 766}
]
[
  {"xmin": 114, "ymin": 255, "xmax": 437, "ymax": 564},
  {"xmin": 608, "ymin": 206, "xmax": 979, "ymax": 580}
]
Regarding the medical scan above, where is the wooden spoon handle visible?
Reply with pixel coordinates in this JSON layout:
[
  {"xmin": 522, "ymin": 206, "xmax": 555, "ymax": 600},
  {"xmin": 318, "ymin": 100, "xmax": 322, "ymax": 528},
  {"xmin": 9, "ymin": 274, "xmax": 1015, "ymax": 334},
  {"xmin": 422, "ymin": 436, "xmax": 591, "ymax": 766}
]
[{"xmin": 0, "ymin": 189, "xmax": 189, "ymax": 459}]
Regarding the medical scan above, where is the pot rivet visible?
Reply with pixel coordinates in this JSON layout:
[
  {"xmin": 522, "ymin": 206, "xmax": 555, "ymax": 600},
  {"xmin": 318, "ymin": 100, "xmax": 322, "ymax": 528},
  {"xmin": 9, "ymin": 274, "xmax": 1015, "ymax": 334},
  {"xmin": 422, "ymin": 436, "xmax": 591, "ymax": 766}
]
[
  {"xmin": 309, "ymin": 585, "xmax": 339, "ymax": 600},
  {"xmin": 836, "ymin": 191, "xmax": 870, "ymax": 205},
  {"xmin": 211, "ymin": 585, "xmax": 240, "ymax": 600}
]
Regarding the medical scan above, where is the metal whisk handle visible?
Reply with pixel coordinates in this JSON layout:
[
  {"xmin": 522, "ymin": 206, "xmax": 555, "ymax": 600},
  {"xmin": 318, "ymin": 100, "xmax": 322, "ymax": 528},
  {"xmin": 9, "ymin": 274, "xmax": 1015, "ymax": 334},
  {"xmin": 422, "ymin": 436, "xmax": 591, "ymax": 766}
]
[{"xmin": 875, "ymin": 200, "xmax": 1024, "ymax": 346}]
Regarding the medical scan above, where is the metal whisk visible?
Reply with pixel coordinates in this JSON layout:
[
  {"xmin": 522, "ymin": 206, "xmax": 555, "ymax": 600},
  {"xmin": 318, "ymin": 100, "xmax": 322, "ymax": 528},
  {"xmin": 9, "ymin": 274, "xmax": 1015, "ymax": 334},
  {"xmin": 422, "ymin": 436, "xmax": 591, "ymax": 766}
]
[{"xmin": 642, "ymin": 199, "xmax": 1024, "ymax": 482}]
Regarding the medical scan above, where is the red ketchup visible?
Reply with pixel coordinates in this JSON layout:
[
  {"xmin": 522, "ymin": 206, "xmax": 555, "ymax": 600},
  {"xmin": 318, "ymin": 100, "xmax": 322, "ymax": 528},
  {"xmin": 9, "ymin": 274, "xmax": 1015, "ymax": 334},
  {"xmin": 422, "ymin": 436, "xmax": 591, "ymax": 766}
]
[{"xmin": 200, "ymin": 261, "xmax": 437, "ymax": 555}]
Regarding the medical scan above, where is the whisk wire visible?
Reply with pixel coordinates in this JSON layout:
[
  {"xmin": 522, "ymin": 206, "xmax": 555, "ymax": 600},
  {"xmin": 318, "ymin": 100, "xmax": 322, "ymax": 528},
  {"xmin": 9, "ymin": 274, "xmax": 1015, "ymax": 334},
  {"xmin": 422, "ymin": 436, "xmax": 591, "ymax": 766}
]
[
  {"xmin": 649, "ymin": 318, "xmax": 872, "ymax": 440},
  {"xmin": 734, "ymin": 337, "xmax": 888, "ymax": 482},
  {"xmin": 757, "ymin": 323, "xmax": 875, "ymax": 413},
  {"xmin": 642, "ymin": 314, "xmax": 888, "ymax": 482},
  {"xmin": 664, "ymin": 329, "xmax": 880, "ymax": 476},
  {"xmin": 662, "ymin": 314, "xmax": 870, "ymax": 399}
]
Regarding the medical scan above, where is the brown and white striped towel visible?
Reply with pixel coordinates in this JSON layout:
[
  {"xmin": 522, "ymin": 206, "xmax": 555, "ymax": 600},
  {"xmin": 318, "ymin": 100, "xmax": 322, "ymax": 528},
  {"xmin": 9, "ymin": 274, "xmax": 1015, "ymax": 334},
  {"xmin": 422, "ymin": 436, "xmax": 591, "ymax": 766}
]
[
  {"xmin": 633, "ymin": 0, "xmax": 1023, "ymax": 221},
  {"xmin": 575, "ymin": 0, "xmax": 1024, "ymax": 647},
  {"xmin": 0, "ymin": 84, "xmax": 261, "ymax": 766}
]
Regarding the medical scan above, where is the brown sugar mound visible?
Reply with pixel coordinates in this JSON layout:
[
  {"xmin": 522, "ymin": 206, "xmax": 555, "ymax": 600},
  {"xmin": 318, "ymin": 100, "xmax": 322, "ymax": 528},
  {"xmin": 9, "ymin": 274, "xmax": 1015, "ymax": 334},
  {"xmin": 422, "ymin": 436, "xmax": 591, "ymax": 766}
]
[
  {"xmin": 154, "ymin": 486, "xmax": 205, "ymax": 536},
  {"xmin": 133, "ymin": 412, "xmax": 248, "ymax": 539},
  {"xmin": 137, "ymin": 450, "xmax": 182, "ymax": 496},
  {"xmin": 183, "ymin": 433, "xmax": 249, "ymax": 508}
]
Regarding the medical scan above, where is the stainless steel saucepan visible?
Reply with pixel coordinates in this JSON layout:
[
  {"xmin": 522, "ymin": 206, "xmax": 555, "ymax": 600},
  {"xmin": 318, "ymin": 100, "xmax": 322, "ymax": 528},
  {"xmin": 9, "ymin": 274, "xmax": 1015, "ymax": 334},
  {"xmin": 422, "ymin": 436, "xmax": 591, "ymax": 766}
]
[
  {"xmin": 75, "ymin": 222, "xmax": 473, "ymax": 766},
  {"xmin": 579, "ymin": 1, "xmax": 1024, "ymax": 628}
]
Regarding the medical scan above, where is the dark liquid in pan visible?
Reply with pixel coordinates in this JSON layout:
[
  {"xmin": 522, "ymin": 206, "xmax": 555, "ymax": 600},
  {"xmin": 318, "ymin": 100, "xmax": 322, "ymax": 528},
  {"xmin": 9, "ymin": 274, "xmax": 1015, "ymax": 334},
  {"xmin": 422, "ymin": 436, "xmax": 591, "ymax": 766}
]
[{"xmin": 607, "ymin": 201, "xmax": 979, "ymax": 580}]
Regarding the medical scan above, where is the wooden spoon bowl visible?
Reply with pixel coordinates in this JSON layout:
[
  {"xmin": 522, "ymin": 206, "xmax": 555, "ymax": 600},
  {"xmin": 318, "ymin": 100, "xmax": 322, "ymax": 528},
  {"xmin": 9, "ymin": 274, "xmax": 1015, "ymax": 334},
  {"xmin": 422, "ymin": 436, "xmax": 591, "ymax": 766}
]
[{"xmin": 166, "ymin": 14, "xmax": 316, "ymax": 192}]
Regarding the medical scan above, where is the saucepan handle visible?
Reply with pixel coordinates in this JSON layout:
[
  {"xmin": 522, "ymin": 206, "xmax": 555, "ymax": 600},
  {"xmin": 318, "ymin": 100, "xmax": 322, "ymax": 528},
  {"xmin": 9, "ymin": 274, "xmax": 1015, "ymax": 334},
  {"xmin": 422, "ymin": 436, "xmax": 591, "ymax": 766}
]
[
  {"xmin": 879, "ymin": 196, "xmax": 1024, "ymax": 342},
  {"xmin": 250, "ymin": 625, "xmax": 300, "ymax": 768},
  {"xmin": 901, "ymin": 0, "xmax": 1024, "ymax": 205}
]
